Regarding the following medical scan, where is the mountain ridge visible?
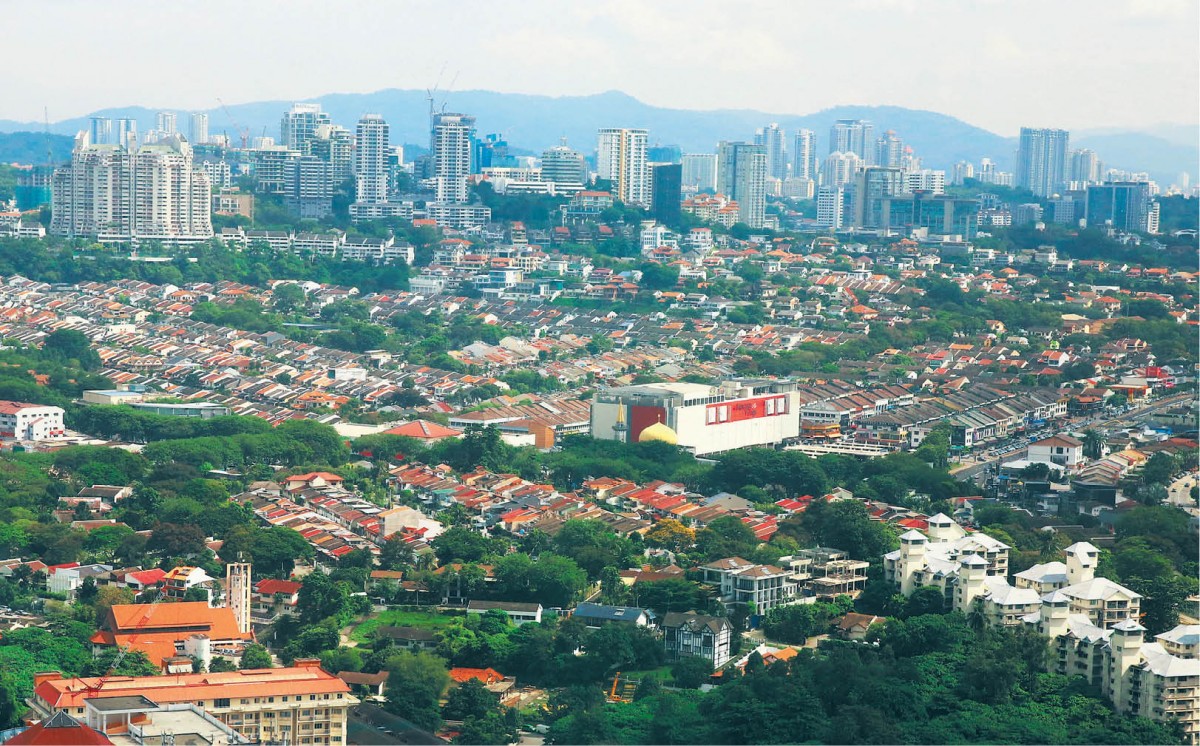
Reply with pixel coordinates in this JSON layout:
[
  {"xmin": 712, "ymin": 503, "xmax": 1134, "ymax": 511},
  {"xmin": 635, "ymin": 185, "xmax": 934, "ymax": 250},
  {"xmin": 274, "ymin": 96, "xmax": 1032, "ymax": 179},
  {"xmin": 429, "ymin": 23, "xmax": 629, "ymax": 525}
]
[{"xmin": 1, "ymin": 89, "xmax": 1194, "ymax": 183}]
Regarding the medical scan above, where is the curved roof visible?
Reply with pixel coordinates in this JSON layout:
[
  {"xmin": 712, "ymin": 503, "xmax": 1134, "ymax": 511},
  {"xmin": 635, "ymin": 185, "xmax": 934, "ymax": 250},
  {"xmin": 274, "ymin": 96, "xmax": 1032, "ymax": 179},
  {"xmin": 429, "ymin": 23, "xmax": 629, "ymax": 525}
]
[{"xmin": 638, "ymin": 421, "xmax": 678, "ymax": 445}]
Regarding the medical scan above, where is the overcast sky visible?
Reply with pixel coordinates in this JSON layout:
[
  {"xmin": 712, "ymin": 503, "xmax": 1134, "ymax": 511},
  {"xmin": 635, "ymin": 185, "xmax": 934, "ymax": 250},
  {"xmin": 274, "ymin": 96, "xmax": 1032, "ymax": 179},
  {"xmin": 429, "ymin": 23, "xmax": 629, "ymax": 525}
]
[{"xmin": 6, "ymin": 0, "xmax": 1197, "ymax": 134}]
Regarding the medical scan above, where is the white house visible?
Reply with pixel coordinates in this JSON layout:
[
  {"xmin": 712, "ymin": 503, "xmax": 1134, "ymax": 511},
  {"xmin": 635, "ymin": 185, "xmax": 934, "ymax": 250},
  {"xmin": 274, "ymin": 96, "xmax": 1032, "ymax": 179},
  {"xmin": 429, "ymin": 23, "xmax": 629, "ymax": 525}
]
[
  {"xmin": 0, "ymin": 401, "xmax": 67, "ymax": 440},
  {"xmin": 1028, "ymin": 434, "xmax": 1086, "ymax": 470}
]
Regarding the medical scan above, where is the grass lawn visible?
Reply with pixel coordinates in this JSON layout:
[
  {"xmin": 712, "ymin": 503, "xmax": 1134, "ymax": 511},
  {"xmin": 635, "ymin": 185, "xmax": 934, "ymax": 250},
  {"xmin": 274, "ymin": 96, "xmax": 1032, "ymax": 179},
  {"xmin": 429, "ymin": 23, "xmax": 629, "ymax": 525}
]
[
  {"xmin": 350, "ymin": 609, "xmax": 458, "ymax": 643},
  {"xmin": 621, "ymin": 664, "xmax": 674, "ymax": 681}
]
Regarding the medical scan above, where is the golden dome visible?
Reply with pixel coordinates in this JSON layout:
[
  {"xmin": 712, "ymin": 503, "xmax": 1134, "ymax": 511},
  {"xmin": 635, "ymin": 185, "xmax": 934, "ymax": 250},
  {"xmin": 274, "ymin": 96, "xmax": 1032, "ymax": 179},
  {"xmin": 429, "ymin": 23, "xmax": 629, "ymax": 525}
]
[{"xmin": 638, "ymin": 421, "xmax": 678, "ymax": 445}]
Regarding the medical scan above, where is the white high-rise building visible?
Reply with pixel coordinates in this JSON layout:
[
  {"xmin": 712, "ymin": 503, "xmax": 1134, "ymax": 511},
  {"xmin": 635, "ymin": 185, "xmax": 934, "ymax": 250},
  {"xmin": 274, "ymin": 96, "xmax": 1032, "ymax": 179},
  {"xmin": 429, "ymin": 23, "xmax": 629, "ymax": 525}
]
[
  {"xmin": 904, "ymin": 169, "xmax": 946, "ymax": 194},
  {"xmin": 597, "ymin": 128, "xmax": 650, "ymax": 207},
  {"xmin": 816, "ymin": 186, "xmax": 845, "ymax": 229},
  {"xmin": 755, "ymin": 123, "xmax": 788, "ymax": 181},
  {"xmin": 540, "ymin": 142, "xmax": 587, "ymax": 188},
  {"xmin": 874, "ymin": 130, "xmax": 904, "ymax": 168},
  {"xmin": 280, "ymin": 103, "xmax": 331, "ymax": 153},
  {"xmin": 792, "ymin": 129, "xmax": 817, "ymax": 181},
  {"xmin": 822, "ymin": 151, "xmax": 861, "ymax": 188},
  {"xmin": 312, "ymin": 124, "xmax": 353, "ymax": 181},
  {"xmin": 189, "ymin": 113, "xmax": 209, "ymax": 146},
  {"xmin": 1016, "ymin": 127, "xmax": 1070, "ymax": 197},
  {"xmin": 952, "ymin": 161, "xmax": 975, "ymax": 186},
  {"xmin": 155, "ymin": 111, "xmax": 178, "ymax": 135},
  {"xmin": 1070, "ymin": 149, "xmax": 1102, "ymax": 185},
  {"xmin": 51, "ymin": 131, "xmax": 211, "ymax": 243},
  {"xmin": 717, "ymin": 141, "xmax": 767, "ymax": 228},
  {"xmin": 829, "ymin": 119, "xmax": 874, "ymax": 163},
  {"xmin": 116, "ymin": 118, "xmax": 138, "ymax": 149},
  {"xmin": 681, "ymin": 153, "xmax": 718, "ymax": 192},
  {"xmin": 89, "ymin": 117, "xmax": 112, "ymax": 146},
  {"xmin": 354, "ymin": 114, "xmax": 389, "ymax": 205},
  {"xmin": 432, "ymin": 113, "xmax": 475, "ymax": 204}
]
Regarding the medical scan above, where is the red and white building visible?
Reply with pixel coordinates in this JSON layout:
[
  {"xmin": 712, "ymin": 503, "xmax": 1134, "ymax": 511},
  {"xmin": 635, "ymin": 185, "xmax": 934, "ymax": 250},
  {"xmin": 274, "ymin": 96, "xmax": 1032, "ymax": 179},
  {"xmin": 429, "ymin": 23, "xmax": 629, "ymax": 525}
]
[
  {"xmin": 0, "ymin": 401, "xmax": 66, "ymax": 440},
  {"xmin": 591, "ymin": 380, "xmax": 800, "ymax": 456}
]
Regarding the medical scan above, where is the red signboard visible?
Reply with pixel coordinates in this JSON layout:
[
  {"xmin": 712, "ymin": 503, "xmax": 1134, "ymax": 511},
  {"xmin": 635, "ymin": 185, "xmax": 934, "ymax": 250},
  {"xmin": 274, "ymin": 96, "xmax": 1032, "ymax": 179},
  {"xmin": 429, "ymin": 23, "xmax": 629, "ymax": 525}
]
[{"xmin": 706, "ymin": 395, "xmax": 788, "ymax": 425}]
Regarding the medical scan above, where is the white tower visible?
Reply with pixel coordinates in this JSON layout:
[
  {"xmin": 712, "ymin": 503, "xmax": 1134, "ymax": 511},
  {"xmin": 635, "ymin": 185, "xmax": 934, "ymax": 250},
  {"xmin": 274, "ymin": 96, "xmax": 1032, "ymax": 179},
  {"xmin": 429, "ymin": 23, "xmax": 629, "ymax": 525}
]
[
  {"xmin": 1039, "ymin": 590, "xmax": 1071, "ymax": 639},
  {"xmin": 1109, "ymin": 619, "xmax": 1146, "ymax": 713},
  {"xmin": 926, "ymin": 513, "xmax": 957, "ymax": 543},
  {"xmin": 897, "ymin": 530, "xmax": 927, "ymax": 595},
  {"xmin": 1064, "ymin": 542, "xmax": 1098, "ymax": 585},
  {"xmin": 354, "ymin": 114, "xmax": 390, "ymax": 205},
  {"xmin": 226, "ymin": 562, "xmax": 252, "ymax": 635},
  {"xmin": 956, "ymin": 554, "xmax": 988, "ymax": 612}
]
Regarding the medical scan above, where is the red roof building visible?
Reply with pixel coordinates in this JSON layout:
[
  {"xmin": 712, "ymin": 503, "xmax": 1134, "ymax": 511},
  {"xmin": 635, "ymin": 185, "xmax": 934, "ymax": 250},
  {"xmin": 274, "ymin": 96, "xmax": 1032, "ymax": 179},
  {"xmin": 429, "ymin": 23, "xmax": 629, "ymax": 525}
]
[{"xmin": 5, "ymin": 712, "xmax": 112, "ymax": 745}]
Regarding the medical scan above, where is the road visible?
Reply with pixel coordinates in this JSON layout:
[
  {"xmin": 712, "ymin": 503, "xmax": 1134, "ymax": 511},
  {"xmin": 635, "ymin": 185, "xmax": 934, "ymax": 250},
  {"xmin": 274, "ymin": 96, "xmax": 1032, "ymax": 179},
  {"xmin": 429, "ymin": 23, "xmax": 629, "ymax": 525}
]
[
  {"xmin": 349, "ymin": 703, "xmax": 444, "ymax": 745},
  {"xmin": 952, "ymin": 392, "xmax": 1195, "ymax": 487}
]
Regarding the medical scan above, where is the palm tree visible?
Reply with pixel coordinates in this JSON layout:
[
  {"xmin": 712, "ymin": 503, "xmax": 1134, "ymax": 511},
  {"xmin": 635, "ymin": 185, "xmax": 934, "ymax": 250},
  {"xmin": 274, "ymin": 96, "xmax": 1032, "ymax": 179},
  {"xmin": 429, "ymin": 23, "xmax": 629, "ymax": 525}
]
[
  {"xmin": 1082, "ymin": 429, "xmax": 1104, "ymax": 461},
  {"xmin": 1037, "ymin": 529, "xmax": 1064, "ymax": 561},
  {"xmin": 967, "ymin": 597, "xmax": 988, "ymax": 635}
]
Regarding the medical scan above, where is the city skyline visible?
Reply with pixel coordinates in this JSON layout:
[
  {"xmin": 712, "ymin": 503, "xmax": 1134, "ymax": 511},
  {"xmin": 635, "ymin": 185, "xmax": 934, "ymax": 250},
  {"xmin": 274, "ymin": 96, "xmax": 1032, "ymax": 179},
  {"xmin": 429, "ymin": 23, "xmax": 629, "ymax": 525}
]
[{"xmin": 3, "ymin": 0, "xmax": 1197, "ymax": 135}]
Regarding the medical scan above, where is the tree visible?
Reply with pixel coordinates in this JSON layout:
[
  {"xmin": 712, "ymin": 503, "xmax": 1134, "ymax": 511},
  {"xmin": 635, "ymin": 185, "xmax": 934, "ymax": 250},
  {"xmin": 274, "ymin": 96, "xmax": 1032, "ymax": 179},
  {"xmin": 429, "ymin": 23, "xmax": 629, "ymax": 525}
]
[
  {"xmin": 240, "ymin": 643, "xmax": 274, "ymax": 670},
  {"xmin": 384, "ymin": 651, "xmax": 450, "ymax": 733},
  {"xmin": 379, "ymin": 534, "xmax": 415, "ymax": 571},
  {"xmin": 800, "ymin": 499, "xmax": 899, "ymax": 560},
  {"xmin": 695, "ymin": 515, "xmax": 759, "ymax": 560},
  {"xmin": 41, "ymin": 329, "xmax": 101, "ymax": 370},
  {"xmin": 147, "ymin": 522, "xmax": 207, "ymax": 557},
  {"xmin": 645, "ymin": 519, "xmax": 696, "ymax": 553},
  {"xmin": 443, "ymin": 678, "xmax": 498, "ymax": 721},
  {"xmin": 671, "ymin": 655, "xmax": 713, "ymax": 688}
]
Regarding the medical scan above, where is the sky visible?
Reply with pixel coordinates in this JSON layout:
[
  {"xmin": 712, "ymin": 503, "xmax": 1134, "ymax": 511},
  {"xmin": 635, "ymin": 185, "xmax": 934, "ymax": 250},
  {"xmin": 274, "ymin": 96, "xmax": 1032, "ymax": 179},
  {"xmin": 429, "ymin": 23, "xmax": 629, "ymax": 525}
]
[{"xmin": 5, "ymin": 0, "xmax": 1198, "ymax": 135}]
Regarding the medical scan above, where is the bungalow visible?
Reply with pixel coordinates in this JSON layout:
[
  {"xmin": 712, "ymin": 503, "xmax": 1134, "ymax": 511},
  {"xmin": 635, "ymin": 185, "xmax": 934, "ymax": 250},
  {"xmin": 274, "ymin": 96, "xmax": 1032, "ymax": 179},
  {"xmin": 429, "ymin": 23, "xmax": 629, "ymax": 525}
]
[
  {"xmin": 466, "ymin": 599, "xmax": 543, "ymax": 625},
  {"xmin": 571, "ymin": 602, "xmax": 655, "ymax": 628}
]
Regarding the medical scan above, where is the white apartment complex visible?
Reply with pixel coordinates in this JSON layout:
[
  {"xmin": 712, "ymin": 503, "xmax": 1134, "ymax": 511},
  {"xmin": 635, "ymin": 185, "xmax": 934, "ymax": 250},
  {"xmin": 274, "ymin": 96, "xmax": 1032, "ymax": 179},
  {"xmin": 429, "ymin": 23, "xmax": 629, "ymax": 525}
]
[
  {"xmin": 432, "ymin": 112, "xmax": 475, "ymax": 204},
  {"xmin": 597, "ymin": 128, "xmax": 650, "ymax": 207},
  {"xmin": 0, "ymin": 401, "xmax": 67, "ymax": 440}
]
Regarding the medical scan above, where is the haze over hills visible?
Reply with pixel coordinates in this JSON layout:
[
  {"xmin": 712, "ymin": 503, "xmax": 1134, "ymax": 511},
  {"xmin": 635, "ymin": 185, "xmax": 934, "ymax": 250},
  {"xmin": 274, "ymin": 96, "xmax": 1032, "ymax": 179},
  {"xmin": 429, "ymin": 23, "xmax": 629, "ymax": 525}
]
[{"xmin": 1, "ymin": 89, "xmax": 1195, "ymax": 185}]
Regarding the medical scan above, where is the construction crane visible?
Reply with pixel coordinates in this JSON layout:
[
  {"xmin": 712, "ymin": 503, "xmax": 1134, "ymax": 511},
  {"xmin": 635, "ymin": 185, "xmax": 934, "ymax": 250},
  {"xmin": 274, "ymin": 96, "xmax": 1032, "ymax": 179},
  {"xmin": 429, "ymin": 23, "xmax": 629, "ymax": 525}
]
[{"xmin": 217, "ymin": 97, "xmax": 250, "ymax": 149}]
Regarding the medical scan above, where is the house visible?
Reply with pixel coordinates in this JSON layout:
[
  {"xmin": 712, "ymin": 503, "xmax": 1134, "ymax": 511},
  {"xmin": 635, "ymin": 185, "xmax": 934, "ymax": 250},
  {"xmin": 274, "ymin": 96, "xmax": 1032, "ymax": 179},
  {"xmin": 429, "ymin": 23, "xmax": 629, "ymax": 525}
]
[
  {"xmin": 252, "ymin": 578, "xmax": 302, "ymax": 621},
  {"xmin": 337, "ymin": 670, "xmax": 388, "ymax": 699},
  {"xmin": 282, "ymin": 472, "xmax": 346, "ymax": 491},
  {"xmin": 162, "ymin": 566, "xmax": 216, "ymax": 601},
  {"xmin": 46, "ymin": 563, "xmax": 112, "ymax": 599},
  {"xmin": 835, "ymin": 612, "xmax": 884, "ymax": 640},
  {"xmin": 1028, "ymin": 434, "xmax": 1086, "ymax": 471},
  {"xmin": 662, "ymin": 612, "xmax": 733, "ymax": 668},
  {"xmin": 570, "ymin": 602, "xmax": 655, "ymax": 628},
  {"xmin": 381, "ymin": 420, "xmax": 464, "ymax": 444},
  {"xmin": 4, "ymin": 711, "xmax": 113, "ymax": 745},
  {"xmin": 374, "ymin": 625, "xmax": 439, "ymax": 651},
  {"xmin": 699, "ymin": 557, "xmax": 796, "ymax": 614},
  {"xmin": 466, "ymin": 600, "xmax": 543, "ymax": 625},
  {"xmin": 447, "ymin": 667, "xmax": 518, "ymax": 703}
]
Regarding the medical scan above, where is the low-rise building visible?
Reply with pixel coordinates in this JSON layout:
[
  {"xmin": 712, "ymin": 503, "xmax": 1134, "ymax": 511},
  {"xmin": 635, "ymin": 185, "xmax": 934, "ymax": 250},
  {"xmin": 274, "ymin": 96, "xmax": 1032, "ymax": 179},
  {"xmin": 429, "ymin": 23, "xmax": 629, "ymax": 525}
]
[
  {"xmin": 466, "ymin": 600, "xmax": 543, "ymax": 625},
  {"xmin": 662, "ymin": 611, "xmax": 733, "ymax": 668}
]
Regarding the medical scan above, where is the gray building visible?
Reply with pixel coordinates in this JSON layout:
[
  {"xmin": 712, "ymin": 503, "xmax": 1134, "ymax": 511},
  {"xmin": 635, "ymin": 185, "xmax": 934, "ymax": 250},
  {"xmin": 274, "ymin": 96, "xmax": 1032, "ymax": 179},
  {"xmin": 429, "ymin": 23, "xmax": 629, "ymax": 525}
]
[{"xmin": 1016, "ymin": 127, "xmax": 1070, "ymax": 197}]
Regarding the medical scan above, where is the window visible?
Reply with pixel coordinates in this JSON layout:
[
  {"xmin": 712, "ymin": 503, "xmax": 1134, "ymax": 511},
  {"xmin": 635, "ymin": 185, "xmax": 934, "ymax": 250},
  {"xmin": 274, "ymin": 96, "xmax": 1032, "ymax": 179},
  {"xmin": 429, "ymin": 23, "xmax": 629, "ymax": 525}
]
[{"xmin": 215, "ymin": 698, "xmax": 231, "ymax": 708}]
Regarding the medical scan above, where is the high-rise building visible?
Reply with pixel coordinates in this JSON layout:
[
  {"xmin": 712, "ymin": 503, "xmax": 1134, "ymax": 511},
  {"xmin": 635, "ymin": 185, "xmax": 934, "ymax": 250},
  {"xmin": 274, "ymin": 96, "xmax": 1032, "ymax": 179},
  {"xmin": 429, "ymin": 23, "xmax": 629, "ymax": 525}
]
[
  {"xmin": 1016, "ymin": 127, "xmax": 1070, "ymax": 197},
  {"xmin": 541, "ymin": 142, "xmax": 587, "ymax": 188},
  {"xmin": 51, "ymin": 131, "xmax": 211, "ymax": 243},
  {"xmin": 829, "ymin": 119, "xmax": 875, "ymax": 163},
  {"xmin": 1070, "ymin": 148, "xmax": 1102, "ymax": 185},
  {"xmin": 1085, "ymin": 181, "xmax": 1153, "ymax": 233},
  {"xmin": 116, "ymin": 118, "xmax": 138, "ymax": 149},
  {"xmin": 717, "ymin": 141, "xmax": 767, "ymax": 228},
  {"xmin": 311, "ymin": 124, "xmax": 353, "ymax": 181},
  {"xmin": 853, "ymin": 167, "xmax": 906, "ymax": 227},
  {"xmin": 431, "ymin": 112, "xmax": 475, "ymax": 204},
  {"xmin": 904, "ymin": 169, "xmax": 946, "ymax": 194},
  {"xmin": 821, "ymin": 151, "xmax": 861, "ymax": 188},
  {"xmin": 155, "ymin": 111, "xmax": 177, "ymax": 135},
  {"xmin": 280, "ymin": 103, "xmax": 331, "ymax": 153},
  {"xmin": 651, "ymin": 163, "xmax": 683, "ymax": 226},
  {"xmin": 952, "ymin": 161, "xmax": 975, "ymax": 186},
  {"xmin": 15, "ymin": 166, "xmax": 53, "ymax": 210},
  {"xmin": 188, "ymin": 112, "xmax": 208, "ymax": 145},
  {"xmin": 285, "ymin": 155, "xmax": 334, "ymax": 219},
  {"xmin": 681, "ymin": 153, "xmax": 718, "ymax": 192},
  {"xmin": 354, "ymin": 114, "xmax": 389, "ymax": 205},
  {"xmin": 792, "ymin": 129, "xmax": 817, "ymax": 181},
  {"xmin": 816, "ymin": 186, "xmax": 845, "ymax": 229},
  {"xmin": 88, "ymin": 117, "xmax": 112, "ymax": 146},
  {"xmin": 755, "ymin": 123, "xmax": 788, "ymax": 181},
  {"xmin": 597, "ymin": 128, "xmax": 650, "ymax": 207},
  {"xmin": 874, "ymin": 130, "xmax": 904, "ymax": 169}
]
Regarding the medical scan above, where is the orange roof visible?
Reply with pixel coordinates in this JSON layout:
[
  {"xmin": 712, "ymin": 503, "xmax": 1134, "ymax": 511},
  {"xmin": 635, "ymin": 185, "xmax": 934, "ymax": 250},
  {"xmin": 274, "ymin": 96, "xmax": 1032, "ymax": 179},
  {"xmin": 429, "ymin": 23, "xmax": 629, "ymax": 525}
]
[
  {"xmin": 383, "ymin": 420, "xmax": 463, "ymax": 440},
  {"xmin": 90, "ymin": 602, "xmax": 253, "ymax": 665},
  {"xmin": 448, "ymin": 667, "xmax": 505, "ymax": 684},
  {"xmin": 33, "ymin": 663, "xmax": 351, "ymax": 710}
]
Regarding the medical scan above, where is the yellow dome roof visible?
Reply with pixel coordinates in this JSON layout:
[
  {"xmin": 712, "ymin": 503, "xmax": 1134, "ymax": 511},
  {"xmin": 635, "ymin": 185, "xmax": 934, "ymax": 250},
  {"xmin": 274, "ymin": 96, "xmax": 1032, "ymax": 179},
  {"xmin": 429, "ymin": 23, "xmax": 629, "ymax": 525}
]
[{"xmin": 638, "ymin": 421, "xmax": 678, "ymax": 445}]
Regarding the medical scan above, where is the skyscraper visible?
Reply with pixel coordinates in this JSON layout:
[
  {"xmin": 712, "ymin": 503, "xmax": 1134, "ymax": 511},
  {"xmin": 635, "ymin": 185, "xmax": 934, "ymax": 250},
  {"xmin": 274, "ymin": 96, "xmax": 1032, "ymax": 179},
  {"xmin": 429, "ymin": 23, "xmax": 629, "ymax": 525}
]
[
  {"xmin": 852, "ymin": 167, "xmax": 906, "ymax": 227},
  {"xmin": 650, "ymin": 163, "xmax": 683, "ymax": 226},
  {"xmin": 792, "ymin": 130, "xmax": 817, "ymax": 181},
  {"xmin": 597, "ymin": 128, "xmax": 650, "ymax": 207},
  {"xmin": 717, "ymin": 141, "xmax": 767, "ymax": 228},
  {"xmin": 116, "ymin": 118, "xmax": 138, "ymax": 149},
  {"xmin": 51, "ymin": 131, "xmax": 211, "ymax": 243},
  {"xmin": 189, "ymin": 113, "xmax": 209, "ymax": 145},
  {"xmin": 829, "ymin": 119, "xmax": 875, "ymax": 163},
  {"xmin": 755, "ymin": 123, "xmax": 788, "ymax": 181},
  {"xmin": 431, "ymin": 112, "xmax": 475, "ymax": 204},
  {"xmin": 681, "ymin": 153, "xmax": 718, "ymax": 192},
  {"xmin": 1016, "ymin": 127, "xmax": 1070, "ymax": 197},
  {"xmin": 354, "ymin": 114, "xmax": 389, "ymax": 205},
  {"xmin": 874, "ymin": 131, "xmax": 904, "ymax": 169},
  {"xmin": 1070, "ymin": 149, "xmax": 1102, "ymax": 185},
  {"xmin": 285, "ymin": 155, "xmax": 333, "ymax": 219},
  {"xmin": 1085, "ymin": 182, "xmax": 1153, "ymax": 233},
  {"xmin": 155, "ymin": 111, "xmax": 178, "ymax": 135},
  {"xmin": 88, "ymin": 117, "xmax": 112, "ymax": 146},
  {"xmin": 280, "ymin": 103, "xmax": 331, "ymax": 153},
  {"xmin": 816, "ymin": 186, "xmax": 845, "ymax": 229},
  {"xmin": 952, "ymin": 161, "xmax": 975, "ymax": 186},
  {"xmin": 821, "ymin": 151, "xmax": 861, "ymax": 188},
  {"xmin": 311, "ymin": 124, "xmax": 353, "ymax": 181},
  {"xmin": 541, "ymin": 142, "xmax": 587, "ymax": 187}
]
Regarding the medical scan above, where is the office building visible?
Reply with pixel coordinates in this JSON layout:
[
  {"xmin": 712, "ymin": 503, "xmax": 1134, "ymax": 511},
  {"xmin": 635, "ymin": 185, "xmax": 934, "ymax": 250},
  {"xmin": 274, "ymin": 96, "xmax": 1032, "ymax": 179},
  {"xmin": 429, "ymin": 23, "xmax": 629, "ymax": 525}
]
[
  {"xmin": 29, "ymin": 660, "xmax": 357, "ymax": 745},
  {"xmin": 540, "ymin": 142, "xmax": 587, "ymax": 188},
  {"xmin": 821, "ymin": 151, "xmax": 861, "ymax": 188},
  {"xmin": 816, "ymin": 186, "xmax": 845, "ymax": 229},
  {"xmin": 88, "ymin": 117, "xmax": 112, "ymax": 146},
  {"xmin": 1085, "ymin": 182, "xmax": 1153, "ymax": 233},
  {"xmin": 792, "ymin": 129, "xmax": 817, "ymax": 181},
  {"xmin": 188, "ymin": 112, "xmax": 208, "ymax": 145},
  {"xmin": 829, "ymin": 119, "xmax": 875, "ymax": 162},
  {"xmin": 754, "ymin": 123, "xmax": 788, "ymax": 181},
  {"xmin": 354, "ymin": 114, "xmax": 389, "ymax": 205},
  {"xmin": 431, "ymin": 112, "xmax": 475, "ymax": 204},
  {"xmin": 681, "ymin": 153, "xmax": 718, "ymax": 192},
  {"xmin": 1016, "ymin": 127, "xmax": 1070, "ymax": 197},
  {"xmin": 1071, "ymin": 148, "xmax": 1102, "ymax": 185},
  {"xmin": 592, "ymin": 380, "xmax": 799, "ymax": 456},
  {"xmin": 717, "ymin": 141, "xmax": 767, "ymax": 228},
  {"xmin": 650, "ymin": 163, "xmax": 682, "ymax": 226},
  {"xmin": 904, "ymin": 169, "xmax": 946, "ymax": 194},
  {"xmin": 852, "ymin": 167, "xmax": 905, "ymax": 227},
  {"xmin": 51, "ymin": 132, "xmax": 212, "ymax": 244},
  {"xmin": 280, "ymin": 103, "xmax": 331, "ymax": 153},
  {"xmin": 596, "ymin": 128, "xmax": 650, "ymax": 207},
  {"xmin": 155, "ymin": 111, "xmax": 177, "ymax": 135},
  {"xmin": 874, "ymin": 130, "xmax": 904, "ymax": 168}
]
